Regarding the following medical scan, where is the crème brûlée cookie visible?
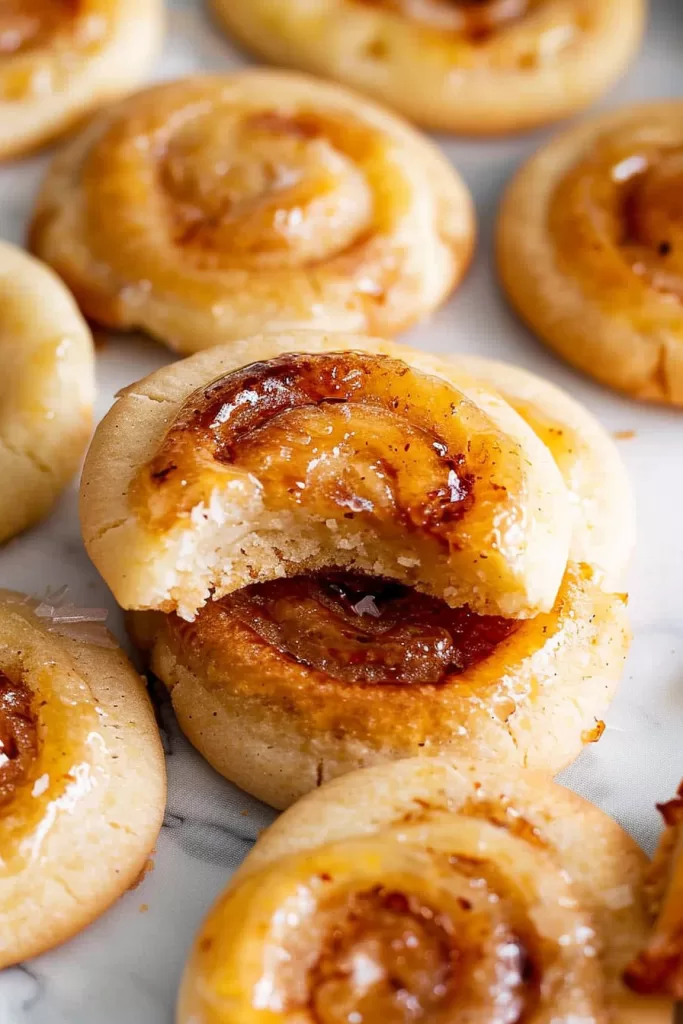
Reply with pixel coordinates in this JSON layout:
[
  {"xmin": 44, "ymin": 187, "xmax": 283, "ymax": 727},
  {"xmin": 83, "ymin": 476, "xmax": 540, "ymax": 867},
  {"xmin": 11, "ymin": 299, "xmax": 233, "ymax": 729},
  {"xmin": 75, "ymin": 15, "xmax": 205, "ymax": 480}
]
[
  {"xmin": 29, "ymin": 71, "xmax": 474, "ymax": 355},
  {"xmin": 0, "ymin": 589, "xmax": 166, "ymax": 969},
  {"xmin": 126, "ymin": 340, "xmax": 632, "ymax": 808},
  {"xmin": 0, "ymin": 241, "xmax": 94, "ymax": 545},
  {"xmin": 178, "ymin": 758, "xmax": 672, "ymax": 1024},
  {"xmin": 498, "ymin": 101, "xmax": 683, "ymax": 406},
  {"xmin": 0, "ymin": 0, "xmax": 163, "ymax": 160},
  {"xmin": 82, "ymin": 333, "xmax": 572, "ymax": 621},
  {"xmin": 625, "ymin": 779, "xmax": 683, "ymax": 999},
  {"xmin": 210, "ymin": 0, "xmax": 644, "ymax": 135}
]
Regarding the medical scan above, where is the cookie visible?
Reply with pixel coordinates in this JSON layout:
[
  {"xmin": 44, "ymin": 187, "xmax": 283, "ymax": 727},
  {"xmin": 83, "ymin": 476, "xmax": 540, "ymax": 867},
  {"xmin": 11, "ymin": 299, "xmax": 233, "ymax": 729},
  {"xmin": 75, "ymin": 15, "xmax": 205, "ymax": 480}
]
[
  {"xmin": 498, "ymin": 101, "xmax": 683, "ymax": 405},
  {"xmin": 0, "ymin": 0, "xmax": 162, "ymax": 159},
  {"xmin": 30, "ymin": 71, "xmax": 474, "ymax": 353},
  {"xmin": 210, "ymin": 0, "xmax": 644, "ymax": 134},
  {"xmin": 0, "ymin": 589, "xmax": 166, "ymax": 968},
  {"xmin": 178, "ymin": 757, "xmax": 671, "ymax": 1023},
  {"xmin": 0, "ymin": 241, "xmax": 94, "ymax": 544}
]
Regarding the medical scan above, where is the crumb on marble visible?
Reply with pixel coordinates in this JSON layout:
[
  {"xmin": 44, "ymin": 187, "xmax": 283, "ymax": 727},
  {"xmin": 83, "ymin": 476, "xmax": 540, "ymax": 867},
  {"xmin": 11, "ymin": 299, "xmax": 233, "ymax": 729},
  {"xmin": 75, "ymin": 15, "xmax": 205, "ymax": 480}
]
[{"xmin": 613, "ymin": 430, "xmax": 636, "ymax": 440}]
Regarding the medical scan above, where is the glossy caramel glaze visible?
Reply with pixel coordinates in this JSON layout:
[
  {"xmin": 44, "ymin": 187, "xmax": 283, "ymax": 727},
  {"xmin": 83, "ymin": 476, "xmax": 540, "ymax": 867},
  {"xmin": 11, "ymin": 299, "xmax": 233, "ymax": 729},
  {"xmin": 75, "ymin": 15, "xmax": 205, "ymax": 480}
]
[
  {"xmin": 154, "ymin": 562, "xmax": 625, "ymax": 766},
  {"xmin": 29, "ymin": 73, "xmax": 472, "ymax": 349},
  {"xmin": 0, "ymin": 672, "xmax": 38, "ymax": 809},
  {"xmin": 136, "ymin": 351, "xmax": 476, "ymax": 542},
  {"xmin": 0, "ymin": 1, "xmax": 79, "ymax": 55},
  {"xmin": 158, "ymin": 107, "xmax": 382, "ymax": 271},
  {"xmin": 551, "ymin": 140, "xmax": 683, "ymax": 311},
  {"xmin": 498, "ymin": 102, "xmax": 683, "ymax": 404},
  {"xmin": 222, "ymin": 572, "xmax": 518, "ymax": 685},
  {"xmin": 0, "ymin": 653, "xmax": 99, "ymax": 873}
]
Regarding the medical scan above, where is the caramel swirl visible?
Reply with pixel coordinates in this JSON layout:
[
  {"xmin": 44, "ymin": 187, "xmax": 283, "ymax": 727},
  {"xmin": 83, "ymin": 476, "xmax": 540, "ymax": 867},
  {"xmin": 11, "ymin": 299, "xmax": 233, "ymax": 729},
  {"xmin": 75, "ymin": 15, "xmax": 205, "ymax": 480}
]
[
  {"xmin": 29, "ymin": 73, "xmax": 472, "ymax": 350},
  {"xmin": 308, "ymin": 887, "xmax": 460, "ymax": 1023},
  {"xmin": 552, "ymin": 140, "xmax": 683, "ymax": 307},
  {"xmin": 0, "ymin": 672, "xmax": 39, "ymax": 809},
  {"xmin": 158, "ymin": 109, "xmax": 378, "ymax": 272},
  {"xmin": 179, "ymin": 811, "xmax": 606, "ymax": 1023},
  {"xmin": 138, "ymin": 352, "xmax": 475, "ymax": 543},
  {"xmin": 224, "ymin": 572, "xmax": 517, "ymax": 685}
]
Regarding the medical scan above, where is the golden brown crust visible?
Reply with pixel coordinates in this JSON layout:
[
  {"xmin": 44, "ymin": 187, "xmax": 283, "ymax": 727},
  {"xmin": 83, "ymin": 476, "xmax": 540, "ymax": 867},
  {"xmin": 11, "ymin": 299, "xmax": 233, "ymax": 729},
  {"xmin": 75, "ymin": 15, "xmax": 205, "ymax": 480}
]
[
  {"xmin": 210, "ymin": 0, "xmax": 644, "ymax": 134},
  {"xmin": 0, "ymin": 241, "xmax": 94, "ymax": 544},
  {"xmin": 498, "ymin": 101, "xmax": 683, "ymax": 406},
  {"xmin": 130, "ymin": 563, "xmax": 629, "ymax": 809},
  {"xmin": 624, "ymin": 780, "xmax": 683, "ymax": 999},
  {"xmin": 30, "ymin": 71, "xmax": 474, "ymax": 354},
  {"xmin": 0, "ymin": 589, "xmax": 166, "ymax": 968},
  {"xmin": 0, "ymin": 0, "xmax": 163, "ymax": 160},
  {"xmin": 178, "ymin": 759, "xmax": 671, "ymax": 1023}
]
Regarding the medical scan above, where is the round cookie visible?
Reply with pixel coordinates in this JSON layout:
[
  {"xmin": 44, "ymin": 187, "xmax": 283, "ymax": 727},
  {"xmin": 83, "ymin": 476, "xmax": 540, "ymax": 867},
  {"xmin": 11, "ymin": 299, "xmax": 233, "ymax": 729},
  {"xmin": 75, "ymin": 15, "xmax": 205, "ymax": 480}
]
[
  {"xmin": 0, "ymin": 241, "xmax": 94, "ymax": 545},
  {"xmin": 0, "ymin": 0, "xmax": 163, "ymax": 160},
  {"xmin": 29, "ymin": 71, "xmax": 474, "ymax": 354},
  {"xmin": 81, "ymin": 333, "xmax": 571, "ymax": 620},
  {"xmin": 127, "ymin": 352, "xmax": 631, "ymax": 809},
  {"xmin": 498, "ymin": 101, "xmax": 683, "ymax": 405},
  {"xmin": 179, "ymin": 758, "xmax": 672, "ymax": 1023},
  {"xmin": 209, "ymin": 0, "xmax": 644, "ymax": 134},
  {"xmin": 0, "ymin": 589, "xmax": 166, "ymax": 968}
]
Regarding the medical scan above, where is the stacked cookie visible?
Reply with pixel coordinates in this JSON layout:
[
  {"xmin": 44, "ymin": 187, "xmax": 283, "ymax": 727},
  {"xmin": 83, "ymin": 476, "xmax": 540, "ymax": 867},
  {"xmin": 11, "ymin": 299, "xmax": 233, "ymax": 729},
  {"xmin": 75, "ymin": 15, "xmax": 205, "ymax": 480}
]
[{"xmin": 81, "ymin": 333, "xmax": 632, "ymax": 809}]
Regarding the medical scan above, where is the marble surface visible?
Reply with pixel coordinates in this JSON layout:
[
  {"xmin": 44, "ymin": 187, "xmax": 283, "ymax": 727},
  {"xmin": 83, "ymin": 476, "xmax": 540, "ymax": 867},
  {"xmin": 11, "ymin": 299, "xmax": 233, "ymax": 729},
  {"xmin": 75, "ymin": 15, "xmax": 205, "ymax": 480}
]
[{"xmin": 1, "ymin": 1, "xmax": 683, "ymax": 1021}]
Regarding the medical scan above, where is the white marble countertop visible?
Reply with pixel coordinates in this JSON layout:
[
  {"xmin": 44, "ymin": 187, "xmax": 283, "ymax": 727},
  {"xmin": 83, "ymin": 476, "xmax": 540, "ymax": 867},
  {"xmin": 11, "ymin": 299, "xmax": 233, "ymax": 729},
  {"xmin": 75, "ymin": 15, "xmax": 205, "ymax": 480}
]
[{"xmin": 0, "ymin": 2, "xmax": 682, "ymax": 1021}]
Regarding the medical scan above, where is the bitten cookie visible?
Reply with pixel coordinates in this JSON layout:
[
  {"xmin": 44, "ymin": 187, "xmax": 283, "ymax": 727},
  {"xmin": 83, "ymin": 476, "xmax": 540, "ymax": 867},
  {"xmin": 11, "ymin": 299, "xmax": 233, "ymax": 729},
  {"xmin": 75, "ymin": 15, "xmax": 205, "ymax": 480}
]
[
  {"xmin": 210, "ymin": 0, "xmax": 644, "ymax": 134},
  {"xmin": 126, "ymin": 343, "xmax": 631, "ymax": 808},
  {"xmin": 0, "ymin": 589, "xmax": 166, "ymax": 968},
  {"xmin": 0, "ymin": 241, "xmax": 94, "ymax": 544},
  {"xmin": 81, "ymin": 333, "xmax": 571, "ymax": 620},
  {"xmin": 178, "ymin": 758, "xmax": 671, "ymax": 1023},
  {"xmin": 29, "ymin": 71, "xmax": 474, "ymax": 354},
  {"xmin": 498, "ymin": 101, "xmax": 683, "ymax": 405},
  {"xmin": 0, "ymin": 0, "xmax": 163, "ymax": 160}
]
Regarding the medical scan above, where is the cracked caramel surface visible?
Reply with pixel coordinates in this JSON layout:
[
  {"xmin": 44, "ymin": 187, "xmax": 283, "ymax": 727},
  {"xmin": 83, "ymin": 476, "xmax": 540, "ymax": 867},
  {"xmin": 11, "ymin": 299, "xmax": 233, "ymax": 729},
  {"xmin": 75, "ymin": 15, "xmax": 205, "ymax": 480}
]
[{"xmin": 0, "ymin": 671, "xmax": 38, "ymax": 810}]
